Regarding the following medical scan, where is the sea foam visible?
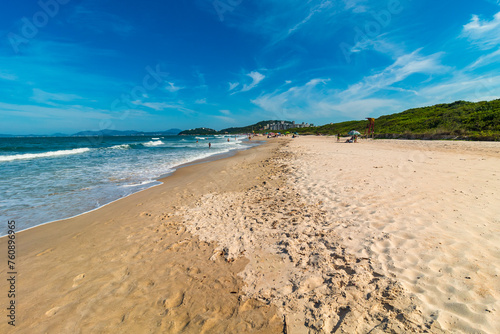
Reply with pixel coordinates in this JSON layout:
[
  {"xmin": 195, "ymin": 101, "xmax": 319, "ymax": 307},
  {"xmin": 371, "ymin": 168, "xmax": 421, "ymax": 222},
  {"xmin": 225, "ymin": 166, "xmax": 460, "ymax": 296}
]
[
  {"xmin": 0, "ymin": 147, "xmax": 91, "ymax": 162},
  {"xmin": 143, "ymin": 140, "xmax": 164, "ymax": 147}
]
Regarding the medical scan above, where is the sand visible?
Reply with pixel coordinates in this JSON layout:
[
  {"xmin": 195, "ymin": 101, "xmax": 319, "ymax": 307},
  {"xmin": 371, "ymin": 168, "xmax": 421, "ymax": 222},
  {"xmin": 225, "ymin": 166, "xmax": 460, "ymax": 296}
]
[
  {"xmin": 0, "ymin": 142, "xmax": 285, "ymax": 334},
  {"xmin": 1, "ymin": 136, "xmax": 499, "ymax": 333},
  {"xmin": 284, "ymin": 137, "xmax": 499, "ymax": 333}
]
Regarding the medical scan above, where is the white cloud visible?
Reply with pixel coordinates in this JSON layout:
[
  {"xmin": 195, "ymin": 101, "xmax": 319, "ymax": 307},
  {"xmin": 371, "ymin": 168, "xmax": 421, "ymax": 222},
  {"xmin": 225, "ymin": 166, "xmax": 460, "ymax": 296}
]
[
  {"xmin": 0, "ymin": 71, "xmax": 17, "ymax": 81},
  {"xmin": 467, "ymin": 48, "xmax": 500, "ymax": 69},
  {"xmin": 339, "ymin": 50, "xmax": 448, "ymax": 100},
  {"xmin": 165, "ymin": 82, "xmax": 184, "ymax": 93},
  {"xmin": 461, "ymin": 12, "xmax": 500, "ymax": 49},
  {"xmin": 241, "ymin": 71, "xmax": 266, "ymax": 92},
  {"xmin": 195, "ymin": 98, "xmax": 207, "ymax": 104},
  {"xmin": 343, "ymin": 0, "xmax": 367, "ymax": 11},
  {"xmin": 228, "ymin": 82, "xmax": 240, "ymax": 91},
  {"xmin": 287, "ymin": 1, "xmax": 333, "ymax": 37},
  {"xmin": 417, "ymin": 73, "xmax": 500, "ymax": 104},
  {"xmin": 0, "ymin": 101, "xmax": 112, "ymax": 120},
  {"xmin": 214, "ymin": 115, "xmax": 236, "ymax": 123},
  {"xmin": 251, "ymin": 50, "xmax": 451, "ymax": 121},
  {"xmin": 31, "ymin": 88, "xmax": 83, "ymax": 105},
  {"xmin": 220, "ymin": 109, "xmax": 231, "ymax": 115},
  {"xmin": 131, "ymin": 100, "xmax": 195, "ymax": 115}
]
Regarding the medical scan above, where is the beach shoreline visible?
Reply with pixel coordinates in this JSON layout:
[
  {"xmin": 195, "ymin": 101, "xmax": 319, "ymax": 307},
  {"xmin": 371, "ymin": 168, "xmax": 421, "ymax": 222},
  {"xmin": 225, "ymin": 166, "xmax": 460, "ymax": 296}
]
[
  {"xmin": 0, "ymin": 137, "xmax": 262, "ymax": 238},
  {"xmin": 0, "ymin": 138, "xmax": 284, "ymax": 333},
  {"xmin": 1, "ymin": 136, "xmax": 499, "ymax": 333}
]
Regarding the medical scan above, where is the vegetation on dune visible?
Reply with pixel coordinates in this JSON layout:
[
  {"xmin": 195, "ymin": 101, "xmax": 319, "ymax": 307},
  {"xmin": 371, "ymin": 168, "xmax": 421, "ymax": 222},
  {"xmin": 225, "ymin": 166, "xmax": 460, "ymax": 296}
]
[
  {"xmin": 178, "ymin": 100, "xmax": 499, "ymax": 140},
  {"xmin": 178, "ymin": 127, "xmax": 218, "ymax": 135},
  {"xmin": 292, "ymin": 99, "xmax": 500, "ymax": 141}
]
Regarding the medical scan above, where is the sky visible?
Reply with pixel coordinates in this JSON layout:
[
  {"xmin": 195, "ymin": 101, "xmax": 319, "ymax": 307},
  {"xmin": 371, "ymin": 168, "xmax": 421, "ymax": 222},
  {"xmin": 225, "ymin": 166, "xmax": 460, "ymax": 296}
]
[{"xmin": 1, "ymin": 0, "xmax": 499, "ymax": 135}]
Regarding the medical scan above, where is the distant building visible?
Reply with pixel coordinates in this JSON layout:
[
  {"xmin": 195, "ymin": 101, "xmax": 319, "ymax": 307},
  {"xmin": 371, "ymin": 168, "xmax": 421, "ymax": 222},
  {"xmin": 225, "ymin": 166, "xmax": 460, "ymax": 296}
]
[{"xmin": 263, "ymin": 121, "xmax": 312, "ymax": 131}]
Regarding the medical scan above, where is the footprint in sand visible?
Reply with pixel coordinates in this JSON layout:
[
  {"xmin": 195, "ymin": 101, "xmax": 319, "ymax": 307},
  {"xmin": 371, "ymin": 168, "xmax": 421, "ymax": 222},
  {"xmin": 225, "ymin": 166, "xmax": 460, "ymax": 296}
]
[
  {"xmin": 160, "ymin": 291, "xmax": 185, "ymax": 309},
  {"xmin": 72, "ymin": 273, "xmax": 86, "ymax": 287}
]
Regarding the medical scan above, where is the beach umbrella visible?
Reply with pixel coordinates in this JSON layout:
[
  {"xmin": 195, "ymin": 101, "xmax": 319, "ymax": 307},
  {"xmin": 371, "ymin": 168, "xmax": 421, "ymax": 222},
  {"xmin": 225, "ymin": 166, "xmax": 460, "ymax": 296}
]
[{"xmin": 348, "ymin": 130, "xmax": 361, "ymax": 136}]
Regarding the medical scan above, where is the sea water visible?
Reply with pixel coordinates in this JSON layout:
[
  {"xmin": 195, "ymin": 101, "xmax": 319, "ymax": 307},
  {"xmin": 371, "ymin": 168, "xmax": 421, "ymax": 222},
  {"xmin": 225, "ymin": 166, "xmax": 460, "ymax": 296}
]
[{"xmin": 0, "ymin": 135, "xmax": 252, "ymax": 235}]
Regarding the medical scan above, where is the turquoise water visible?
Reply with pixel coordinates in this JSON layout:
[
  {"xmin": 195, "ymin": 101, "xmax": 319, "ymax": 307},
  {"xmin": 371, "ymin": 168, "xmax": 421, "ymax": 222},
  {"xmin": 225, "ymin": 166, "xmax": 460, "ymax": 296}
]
[{"xmin": 0, "ymin": 135, "xmax": 251, "ymax": 235}]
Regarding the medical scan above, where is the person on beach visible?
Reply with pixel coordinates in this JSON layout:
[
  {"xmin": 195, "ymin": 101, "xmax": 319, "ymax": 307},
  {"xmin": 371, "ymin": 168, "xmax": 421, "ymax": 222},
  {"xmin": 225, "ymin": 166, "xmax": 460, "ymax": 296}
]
[
  {"xmin": 227, "ymin": 138, "xmax": 230, "ymax": 142},
  {"xmin": 208, "ymin": 142, "xmax": 211, "ymax": 149},
  {"xmin": 337, "ymin": 133, "xmax": 340, "ymax": 142}
]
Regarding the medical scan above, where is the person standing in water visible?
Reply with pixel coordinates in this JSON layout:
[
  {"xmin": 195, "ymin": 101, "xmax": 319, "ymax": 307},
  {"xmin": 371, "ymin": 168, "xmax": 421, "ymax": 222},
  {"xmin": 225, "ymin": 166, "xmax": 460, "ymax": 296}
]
[{"xmin": 208, "ymin": 142, "xmax": 211, "ymax": 149}]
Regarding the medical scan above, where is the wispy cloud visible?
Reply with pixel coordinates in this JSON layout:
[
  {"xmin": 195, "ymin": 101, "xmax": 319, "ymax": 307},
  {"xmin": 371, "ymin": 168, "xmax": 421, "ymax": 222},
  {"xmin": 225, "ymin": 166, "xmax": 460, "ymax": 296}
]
[
  {"xmin": 0, "ymin": 71, "xmax": 18, "ymax": 81},
  {"xmin": 339, "ymin": 49, "xmax": 448, "ymax": 100},
  {"xmin": 165, "ymin": 82, "xmax": 184, "ymax": 93},
  {"xmin": 0, "ymin": 101, "xmax": 112, "ymax": 120},
  {"xmin": 343, "ymin": 0, "xmax": 368, "ymax": 13},
  {"xmin": 287, "ymin": 1, "xmax": 333, "ymax": 36},
  {"xmin": 219, "ymin": 109, "xmax": 231, "ymax": 115},
  {"xmin": 467, "ymin": 48, "xmax": 500, "ymax": 69},
  {"xmin": 131, "ymin": 100, "xmax": 195, "ymax": 115},
  {"xmin": 31, "ymin": 88, "xmax": 83, "ymax": 105},
  {"xmin": 228, "ymin": 82, "xmax": 240, "ymax": 91},
  {"xmin": 252, "ymin": 49, "xmax": 452, "ymax": 121},
  {"xmin": 461, "ymin": 12, "xmax": 500, "ymax": 49},
  {"xmin": 240, "ymin": 71, "xmax": 266, "ymax": 92},
  {"xmin": 229, "ymin": 71, "xmax": 266, "ymax": 94}
]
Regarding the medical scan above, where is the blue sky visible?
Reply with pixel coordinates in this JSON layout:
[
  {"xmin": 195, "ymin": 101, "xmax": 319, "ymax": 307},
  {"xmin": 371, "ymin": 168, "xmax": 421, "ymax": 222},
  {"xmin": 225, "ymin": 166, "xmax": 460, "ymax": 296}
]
[{"xmin": 1, "ymin": 0, "xmax": 499, "ymax": 134}]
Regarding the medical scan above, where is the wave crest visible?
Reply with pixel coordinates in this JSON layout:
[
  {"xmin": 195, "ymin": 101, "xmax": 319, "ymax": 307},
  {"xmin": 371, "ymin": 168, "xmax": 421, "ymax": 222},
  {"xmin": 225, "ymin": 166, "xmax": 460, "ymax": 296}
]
[
  {"xmin": 0, "ymin": 148, "xmax": 91, "ymax": 162},
  {"xmin": 143, "ymin": 140, "xmax": 164, "ymax": 147}
]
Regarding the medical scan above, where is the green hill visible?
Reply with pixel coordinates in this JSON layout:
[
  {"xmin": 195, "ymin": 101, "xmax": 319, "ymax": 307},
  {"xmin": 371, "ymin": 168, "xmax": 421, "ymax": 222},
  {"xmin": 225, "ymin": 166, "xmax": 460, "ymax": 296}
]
[
  {"xmin": 220, "ymin": 120, "xmax": 293, "ymax": 134},
  {"xmin": 178, "ymin": 127, "xmax": 218, "ymax": 135},
  {"xmin": 179, "ymin": 120, "xmax": 293, "ymax": 135},
  {"xmin": 293, "ymin": 99, "xmax": 500, "ymax": 141}
]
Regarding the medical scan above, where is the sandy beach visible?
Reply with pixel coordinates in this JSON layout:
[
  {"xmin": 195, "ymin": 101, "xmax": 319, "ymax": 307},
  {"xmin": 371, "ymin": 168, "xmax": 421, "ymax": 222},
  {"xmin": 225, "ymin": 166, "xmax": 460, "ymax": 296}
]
[{"xmin": 1, "ymin": 137, "xmax": 499, "ymax": 333}]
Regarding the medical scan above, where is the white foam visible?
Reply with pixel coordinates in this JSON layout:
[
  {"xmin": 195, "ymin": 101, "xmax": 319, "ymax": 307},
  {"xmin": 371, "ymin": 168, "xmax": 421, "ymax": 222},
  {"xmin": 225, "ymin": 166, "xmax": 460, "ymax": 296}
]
[
  {"xmin": 143, "ymin": 140, "xmax": 164, "ymax": 147},
  {"xmin": 0, "ymin": 148, "xmax": 91, "ymax": 162},
  {"xmin": 121, "ymin": 180, "xmax": 160, "ymax": 188},
  {"xmin": 110, "ymin": 144, "xmax": 131, "ymax": 150}
]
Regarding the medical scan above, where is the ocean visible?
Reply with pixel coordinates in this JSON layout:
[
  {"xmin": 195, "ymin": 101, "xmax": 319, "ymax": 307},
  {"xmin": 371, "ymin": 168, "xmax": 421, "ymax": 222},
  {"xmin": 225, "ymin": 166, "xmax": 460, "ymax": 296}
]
[{"xmin": 0, "ymin": 134, "xmax": 253, "ymax": 235}]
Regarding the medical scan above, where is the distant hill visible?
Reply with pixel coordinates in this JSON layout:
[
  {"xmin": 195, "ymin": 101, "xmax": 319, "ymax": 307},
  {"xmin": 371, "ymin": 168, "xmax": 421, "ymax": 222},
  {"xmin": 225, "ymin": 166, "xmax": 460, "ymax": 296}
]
[
  {"xmin": 178, "ymin": 128, "xmax": 218, "ymax": 135},
  {"xmin": 294, "ymin": 99, "xmax": 500, "ymax": 141},
  {"xmin": 220, "ymin": 120, "xmax": 292, "ymax": 134},
  {"xmin": 178, "ymin": 120, "xmax": 295, "ymax": 135}
]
